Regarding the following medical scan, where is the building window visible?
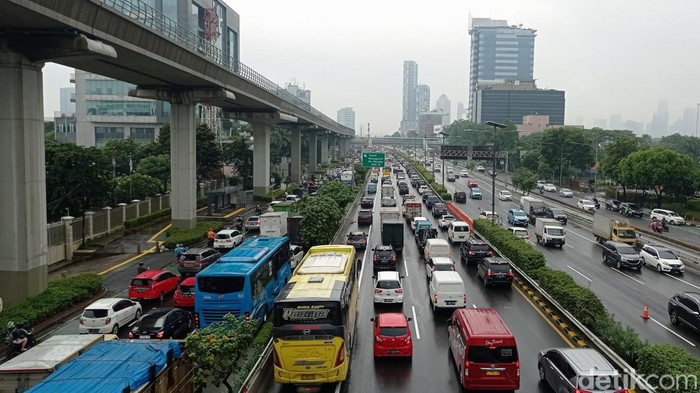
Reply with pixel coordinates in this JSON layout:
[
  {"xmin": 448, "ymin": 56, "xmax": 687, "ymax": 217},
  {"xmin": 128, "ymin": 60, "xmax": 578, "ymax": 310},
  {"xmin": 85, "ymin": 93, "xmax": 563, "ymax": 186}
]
[
  {"xmin": 228, "ymin": 28, "xmax": 238, "ymax": 64},
  {"xmin": 87, "ymin": 100, "xmax": 157, "ymax": 116},
  {"xmin": 85, "ymin": 80, "xmax": 134, "ymax": 96},
  {"xmin": 95, "ymin": 127, "xmax": 125, "ymax": 148},
  {"xmin": 130, "ymin": 127, "xmax": 156, "ymax": 144}
]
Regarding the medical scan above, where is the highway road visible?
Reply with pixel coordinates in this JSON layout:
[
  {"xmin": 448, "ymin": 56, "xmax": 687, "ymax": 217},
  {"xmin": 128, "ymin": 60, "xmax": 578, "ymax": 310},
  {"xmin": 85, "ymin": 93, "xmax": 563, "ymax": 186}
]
[
  {"xmin": 438, "ymin": 167, "xmax": 700, "ymax": 358},
  {"xmin": 272, "ymin": 168, "xmax": 574, "ymax": 393}
]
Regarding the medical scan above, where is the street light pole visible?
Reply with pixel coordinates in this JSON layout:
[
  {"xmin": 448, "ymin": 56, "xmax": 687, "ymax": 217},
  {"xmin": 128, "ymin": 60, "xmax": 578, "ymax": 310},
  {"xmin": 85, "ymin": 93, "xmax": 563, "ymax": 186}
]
[
  {"xmin": 439, "ymin": 131, "xmax": 449, "ymax": 186},
  {"xmin": 559, "ymin": 145, "xmax": 564, "ymax": 188},
  {"xmin": 485, "ymin": 121, "xmax": 506, "ymax": 224},
  {"xmin": 594, "ymin": 143, "xmax": 600, "ymax": 195}
]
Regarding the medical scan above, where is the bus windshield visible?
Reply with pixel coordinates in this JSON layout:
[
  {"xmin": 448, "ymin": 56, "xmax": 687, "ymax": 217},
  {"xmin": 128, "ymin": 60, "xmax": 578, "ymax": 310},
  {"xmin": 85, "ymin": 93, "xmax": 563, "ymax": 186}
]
[
  {"xmin": 198, "ymin": 276, "xmax": 245, "ymax": 294},
  {"xmin": 273, "ymin": 301, "xmax": 343, "ymax": 327}
]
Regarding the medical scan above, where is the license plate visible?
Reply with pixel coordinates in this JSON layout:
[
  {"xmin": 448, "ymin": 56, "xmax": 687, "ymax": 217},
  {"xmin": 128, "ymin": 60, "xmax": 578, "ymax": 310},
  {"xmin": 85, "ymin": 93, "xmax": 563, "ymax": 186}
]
[
  {"xmin": 88, "ymin": 329, "xmax": 100, "ymax": 334},
  {"xmin": 185, "ymin": 263, "xmax": 194, "ymax": 267},
  {"xmin": 183, "ymin": 294, "xmax": 192, "ymax": 297},
  {"xmin": 486, "ymin": 370, "xmax": 500, "ymax": 376},
  {"xmin": 446, "ymin": 301, "xmax": 456, "ymax": 305},
  {"xmin": 137, "ymin": 289, "xmax": 146, "ymax": 292},
  {"xmin": 388, "ymin": 350, "xmax": 400, "ymax": 354},
  {"xmin": 384, "ymin": 299, "xmax": 394, "ymax": 303},
  {"xmin": 301, "ymin": 375, "xmax": 315, "ymax": 381},
  {"xmin": 139, "ymin": 335, "xmax": 151, "ymax": 340}
]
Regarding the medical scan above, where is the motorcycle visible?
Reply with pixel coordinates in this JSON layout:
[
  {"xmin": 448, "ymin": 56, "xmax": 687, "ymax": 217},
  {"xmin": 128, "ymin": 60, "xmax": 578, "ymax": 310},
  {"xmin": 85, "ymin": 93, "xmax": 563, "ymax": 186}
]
[
  {"xmin": 234, "ymin": 217, "xmax": 244, "ymax": 231},
  {"xmin": 661, "ymin": 221, "xmax": 670, "ymax": 233},
  {"xmin": 4, "ymin": 326, "xmax": 36, "ymax": 359}
]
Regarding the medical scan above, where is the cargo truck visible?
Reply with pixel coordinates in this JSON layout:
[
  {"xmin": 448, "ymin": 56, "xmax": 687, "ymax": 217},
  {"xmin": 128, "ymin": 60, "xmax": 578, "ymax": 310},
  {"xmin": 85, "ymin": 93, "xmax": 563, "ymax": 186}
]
[
  {"xmin": 260, "ymin": 212, "xmax": 289, "ymax": 237},
  {"xmin": 520, "ymin": 196, "xmax": 547, "ymax": 224},
  {"xmin": 403, "ymin": 202, "xmax": 423, "ymax": 224},
  {"xmin": 380, "ymin": 207, "xmax": 402, "ymax": 226},
  {"xmin": 534, "ymin": 218, "xmax": 566, "ymax": 247},
  {"xmin": 381, "ymin": 219, "xmax": 404, "ymax": 253},
  {"xmin": 381, "ymin": 184, "xmax": 394, "ymax": 198},
  {"xmin": 593, "ymin": 213, "xmax": 637, "ymax": 245}
]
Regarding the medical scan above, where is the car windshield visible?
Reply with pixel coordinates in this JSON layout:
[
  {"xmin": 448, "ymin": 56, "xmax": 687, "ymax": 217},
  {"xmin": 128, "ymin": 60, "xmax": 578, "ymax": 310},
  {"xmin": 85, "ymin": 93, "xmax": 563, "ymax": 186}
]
[
  {"xmin": 247, "ymin": 217, "xmax": 258, "ymax": 222},
  {"xmin": 198, "ymin": 276, "xmax": 245, "ymax": 294},
  {"xmin": 618, "ymin": 245, "xmax": 638, "ymax": 255},
  {"xmin": 626, "ymin": 204, "xmax": 640, "ymax": 210},
  {"xmin": 583, "ymin": 200, "xmax": 594, "ymax": 206},
  {"xmin": 379, "ymin": 327, "xmax": 407, "ymax": 337},
  {"xmin": 182, "ymin": 253, "xmax": 201, "ymax": 261},
  {"xmin": 375, "ymin": 250, "xmax": 394, "ymax": 258},
  {"xmin": 561, "ymin": 189, "xmax": 571, "ymax": 193},
  {"xmin": 442, "ymin": 215, "xmax": 454, "ymax": 220},
  {"xmin": 513, "ymin": 211, "xmax": 527, "ymax": 217},
  {"xmin": 548, "ymin": 228, "xmax": 565, "ymax": 236},
  {"xmin": 470, "ymin": 244, "xmax": 489, "ymax": 251},
  {"xmin": 434, "ymin": 263, "xmax": 454, "ymax": 271},
  {"xmin": 139, "ymin": 313, "xmax": 168, "ymax": 329},
  {"xmin": 501, "ymin": 191, "xmax": 511, "ymax": 196},
  {"xmin": 617, "ymin": 229, "xmax": 637, "ymax": 239},
  {"xmin": 376, "ymin": 280, "xmax": 400, "ymax": 289},
  {"xmin": 83, "ymin": 309, "xmax": 108, "ymax": 318},
  {"xmin": 131, "ymin": 279, "xmax": 153, "ymax": 287},
  {"xmin": 549, "ymin": 209, "xmax": 563, "ymax": 215},
  {"xmin": 658, "ymin": 250, "xmax": 679, "ymax": 260},
  {"xmin": 513, "ymin": 229, "xmax": 528, "ymax": 237},
  {"xmin": 467, "ymin": 346, "xmax": 518, "ymax": 363},
  {"xmin": 179, "ymin": 283, "xmax": 195, "ymax": 294},
  {"xmin": 359, "ymin": 211, "xmax": 372, "ymax": 216},
  {"xmin": 487, "ymin": 263, "xmax": 511, "ymax": 273},
  {"xmin": 349, "ymin": 234, "xmax": 365, "ymax": 240}
]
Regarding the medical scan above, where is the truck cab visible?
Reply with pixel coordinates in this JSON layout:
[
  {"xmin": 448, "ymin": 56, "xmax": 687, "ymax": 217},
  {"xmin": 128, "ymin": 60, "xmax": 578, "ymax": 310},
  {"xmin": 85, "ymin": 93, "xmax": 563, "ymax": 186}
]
[{"xmin": 534, "ymin": 218, "xmax": 566, "ymax": 247}]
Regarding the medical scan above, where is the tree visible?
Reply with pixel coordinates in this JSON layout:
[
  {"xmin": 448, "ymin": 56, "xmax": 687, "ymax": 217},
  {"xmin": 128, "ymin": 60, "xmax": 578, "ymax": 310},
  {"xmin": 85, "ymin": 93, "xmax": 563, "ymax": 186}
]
[
  {"xmin": 110, "ymin": 173, "xmax": 162, "ymax": 202},
  {"xmin": 406, "ymin": 130, "xmax": 418, "ymax": 138},
  {"xmin": 185, "ymin": 314, "xmax": 258, "ymax": 393},
  {"xmin": 511, "ymin": 169, "xmax": 538, "ymax": 195},
  {"xmin": 600, "ymin": 134, "xmax": 643, "ymax": 199},
  {"xmin": 196, "ymin": 124, "xmax": 224, "ymax": 180},
  {"xmin": 222, "ymin": 136, "xmax": 253, "ymax": 189},
  {"xmin": 444, "ymin": 120, "xmax": 519, "ymax": 152},
  {"xmin": 136, "ymin": 154, "xmax": 171, "ymax": 193},
  {"xmin": 297, "ymin": 195, "xmax": 343, "ymax": 246},
  {"xmin": 317, "ymin": 180, "xmax": 354, "ymax": 209},
  {"xmin": 270, "ymin": 128, "xmax": 291, "ymax": 165},
  {"xmin": 391, "ymin": 131, "xmax": 401, "ymax": 137},
  {"xmin": 659, "ymin": 133, "xmax": 700, "ymax": 163},
  {"xmin": 103, "ymin": 138, "xmax": 141, "ymax": 177}
]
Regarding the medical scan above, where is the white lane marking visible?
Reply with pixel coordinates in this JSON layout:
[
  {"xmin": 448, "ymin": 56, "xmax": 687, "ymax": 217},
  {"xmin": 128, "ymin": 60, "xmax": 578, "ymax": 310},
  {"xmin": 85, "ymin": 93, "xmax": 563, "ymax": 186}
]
[
  {"xmin": 609, "ymin": 267, "xmax": 645, "ymax": 285},
  {"xmin": 472, "ymin": 304, "xmax": 477, "ymax": 308},
  {"xmin": 358, "ymin": 224, "xmax": 372, "ymax": 290},
  {"xmin": 664, "ymin": 273, "xmax": 700, "ymax": 290},
  {"xmin": 565, "ymin": 244, "xmax": 575, "ymax": 250},
  {"xmin": 648, "ymin": 317, "xmax": 696, "ymax": 347},
  {"xmin": 567, "ymin": 265, "xmax": 592, "ymax": 282},
  {"xmin": 411, "ymin": 305, "xmax": 421, "ymax": 340},
  {"xmin": 335, "ymin": 381, "xmax": 342, "ymax": 393},
  {"xmin": 403, "ymin": 258, "xmax": 409, "ymax": 277},
  {"xmin": 566, "ymin": 228, "xmax": 598, "ymax": 244}
]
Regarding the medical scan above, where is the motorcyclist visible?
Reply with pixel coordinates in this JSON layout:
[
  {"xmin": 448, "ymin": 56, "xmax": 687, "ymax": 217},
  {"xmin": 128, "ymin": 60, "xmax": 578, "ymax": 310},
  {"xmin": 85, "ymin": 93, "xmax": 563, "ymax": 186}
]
[
  {"xmin": 255, "ymin": 205, "xmax": 263, "ymax": 215},
  {"xmin": 661, "ymin": 217, "xmax": 669, "ymax": 231},
  {"xmin": 539, "ymin": 187, "xmax": 544, "ymax": 194},
  {"xmin": 7, "ymin": 322, "xmax": 28, "ymax": 352},
  {"xmin": 174, "ymin": 244, "xmax": 186, "ymax": 262},
  {"xmin": 137, "ymin": 261, "xmax": 149, "ymax": 274}
]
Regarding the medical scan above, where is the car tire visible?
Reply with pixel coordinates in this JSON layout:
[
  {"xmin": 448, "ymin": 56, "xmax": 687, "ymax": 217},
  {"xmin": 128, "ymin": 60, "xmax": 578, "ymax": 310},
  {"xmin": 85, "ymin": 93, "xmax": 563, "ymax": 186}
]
[
  {"xmin": 670, "ymin": 310, "xmax": 679, "ymax": 325},
  {"xmin": 483, "ymin": 276, "xmax": 489, "ymax": 287},
  {"xmin": 616, "ymin": 261, "xmax": 622, "ymax": 270},
  {"xmin": 657, "ymin": 264, "xmax": 663, "ymax": 273},
  {"xmin": 603, "ymin": 253, "xmax": 607, "ymax": 263},
  {"xmin": 670, "ymin": 220, "xmax": 676, "ymax": 225},
  {"xmin": 111, "ymin": 324, "xmax": 119, "ymax": 334},
  {"xmin": 134, "ymin": 309, "xmax": 142, "ymax": 321},
  {"xmin": 159, "ymin": 292, "xmax": 165, "ymax": 302}
]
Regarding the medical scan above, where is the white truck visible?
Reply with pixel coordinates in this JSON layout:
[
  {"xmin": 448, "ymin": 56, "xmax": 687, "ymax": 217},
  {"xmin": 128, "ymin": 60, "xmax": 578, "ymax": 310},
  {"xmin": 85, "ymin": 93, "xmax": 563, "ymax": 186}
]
[
  {"xmin": 259, "ymin": 211, "xmax": 289, "ymax": 237},
  {"xmin": 534, "ymin": 218, "xmax": 566, "ymax": 248},
  {"xmin": 381, "ymin": 184, "xmax": 394, "ymax": 198},
  {"xmin": 520, "ymin": 196, "xmax": 547, "ymax": 224},
  {"xmin": 380, "ymin": 207, "xmax": 402, "ymax": 226}
]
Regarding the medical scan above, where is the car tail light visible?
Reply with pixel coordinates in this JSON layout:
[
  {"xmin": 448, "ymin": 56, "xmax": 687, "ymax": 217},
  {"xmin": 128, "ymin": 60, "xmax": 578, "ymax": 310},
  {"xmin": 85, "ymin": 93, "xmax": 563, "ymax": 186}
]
[
  {"xmin": 394, "ymin": 288, "xmax": 403, "ymax": 294},
  {"xmin": 464, "ymin": 359, "xmax": 470, "ymax": 376},
  {"xmin": 196, "ymin": 259, "xmax": 202, "ymax": 264},
  {"xmin": 434, "ymin": 293, "xmax": 438, "ymax": 303},
  {"xmin": 390, "ymin": 256, "xmax": 396, "ymax": 261},
  {"xmin": 373, "ymin": 257, "xmax": 379, "ymax": 262},
  {"xmin": 487, "ymin": 250, "xmax": 493, "ymax": 255},
  {"xmin": 574, "ymin": 390, "xmax": 592, "ymax": 393},
  {"xmin": 128, "ymin": 332, "xmax": 135, "ymax": 339},
  {"xmin": 334, "ymin": 343, "xmax": 345, "ymax": 366},
  {"xmin": 273, "ymin": 348, "xmax": 282, "ymax": 368},
  {"xmin": 615, "ymin": 390, "xmax": 631, "ymax": 393},
  {"xmin": 375, "ymin": 289, "xmax": 383, "ymax": 294},
  {"xmin": 508, "ymin": 269, "xmax": 514, "ymax": 277},
  {"xmin": 469, "ymin": 250, "xmax": 475, "ymax": 255},
  {"xmin": 487, "ymin": 269, "xmax": 493, "ymax": 276},
  {"xmin": 404, "ymin": 335, "xmax": 411, "ymax": 343},
  {"xmin": 194, "ymin": 313, "xmax": 200, "ymax": 328},
  {"xmin": 375, "ymin": 335, "xmax": 383, "ymax": 343},
  {"xmin": 256, "ymin": 221, "xmax": 260, "ymax": 225},
  {"xmin": 516, "ymin": 360, "xmax": 520, "ymax": 376},
  {"xmin": 451, "ymin": 265, "xmax": 456, "ymax": 271},
  {"xmin": 463, "ymin": 294, "xmax": 467, "ymax": 303},
  {"xmin": 156, "ymin": 331, "xmax": 165, "ymax": 339},
  {"xmin": 105, "ymin": 317, "xmax": 112, "ymax": 325}
]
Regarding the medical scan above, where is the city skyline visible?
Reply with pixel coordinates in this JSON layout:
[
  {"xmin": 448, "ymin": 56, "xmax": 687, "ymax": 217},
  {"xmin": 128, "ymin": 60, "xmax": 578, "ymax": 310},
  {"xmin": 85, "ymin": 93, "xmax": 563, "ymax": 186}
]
[{"xmin": 40, "ymin": 0, "xmax": 700, "ymax": 136}]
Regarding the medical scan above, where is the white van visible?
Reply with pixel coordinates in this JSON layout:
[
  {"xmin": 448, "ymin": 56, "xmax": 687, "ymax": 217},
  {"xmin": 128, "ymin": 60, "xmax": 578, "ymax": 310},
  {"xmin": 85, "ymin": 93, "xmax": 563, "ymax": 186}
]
[
  {"xmin": 429, "ymin": 271, "xmax": 467, "ymax": 312},
  {"xmin": 424, "ymin": 238, "xmax": 451, "ymax": 260},
  {"xmin": 447, "ymin": 221, "xmax": 470, "ymax": 243}
]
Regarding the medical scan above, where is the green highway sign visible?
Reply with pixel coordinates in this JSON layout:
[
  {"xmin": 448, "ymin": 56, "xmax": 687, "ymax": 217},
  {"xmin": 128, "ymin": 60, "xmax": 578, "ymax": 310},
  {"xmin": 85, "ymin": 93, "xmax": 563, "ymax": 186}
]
[{"xmin": 362, "ymin": 152, "xmax": 385, "ymax": 167}]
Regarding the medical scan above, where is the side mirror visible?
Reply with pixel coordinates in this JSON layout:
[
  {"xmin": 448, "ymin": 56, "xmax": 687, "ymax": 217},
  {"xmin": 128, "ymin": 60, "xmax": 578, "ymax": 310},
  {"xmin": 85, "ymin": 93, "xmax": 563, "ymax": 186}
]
[
  {"xmin": 400, "ymin": 275, "xmax": 405, "ymax": 279},
  {"xmin": 370, "ymin": 317, "xmax": 375, "ymax": 322},
  {"xmin": 407, "ymin": 317, "xmax": 413, "ymax": 322}
]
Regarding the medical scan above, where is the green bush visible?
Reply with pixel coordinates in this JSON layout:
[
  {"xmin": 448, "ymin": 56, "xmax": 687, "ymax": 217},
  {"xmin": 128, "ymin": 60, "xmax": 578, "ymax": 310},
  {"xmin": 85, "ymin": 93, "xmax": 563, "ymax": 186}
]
[
  {"xmin": 593, "ymin": 315, "xmax": 647, "ymax": 367},
  {"xmin": 124, "ymin": 208, "xmax": 171, "ymax": 229},
  {"xmin": 440, "ymin": 192, "xmax": 453, "ymax": 201},
  {"xmin": 637, "ymin": 344, "xmax": 700, "ymax": 393},
  {"xmin": 164, "ymin": 221, "xmax": 224, "ymax": 249},
  {"xmin": 0, "ymin": 273, "xmax": 103, "ymax": 329},
  {"xmin": 472, "ymin": 219, "xmax": 546, "ymax": 274}
]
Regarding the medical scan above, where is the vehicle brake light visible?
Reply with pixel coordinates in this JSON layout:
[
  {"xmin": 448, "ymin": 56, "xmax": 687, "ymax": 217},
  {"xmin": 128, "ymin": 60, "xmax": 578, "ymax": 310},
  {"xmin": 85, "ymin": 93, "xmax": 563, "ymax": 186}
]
[
  {"xmin": 375, "ymin": 289, "xmax": 383, "ymax": 294},
  {"xmin": 156, "ymin": 331, "xmax": 164, "ymax": 339},
  {"xmin": 487, "ymin": 250, "xmax": 493, "ymax": 255},
  {"xmin": 516, "ymin": 360, "xmax": 520, "ymax": 376},
  {"xmin": 194, "ymin": 313, "xmax": 200, "ymax": 328},
  {"xmin": 508, "ymin": 269, "xmax": 514, "ymax": 277},
  {"xmin": 469, "ymin": 250, "xmax": 475, "ymax": 255},
  {"xmin": 434, "ymin": 293, "xmax": 438, "ymax": 303},
  {"xmin": 405, "ymin": 335, "xmax": 411, "ymax": 343},
  {"xmin": 273, "ymin": 348, "xmax": 282, "ymax": 368},
  {"xmin": 105, "ymin": 317, "xmax": 111, "ymax": 325},
  {"xmin": 128, "ymin": 332, "xmax": 134, "ymax": 339},
  {"xmin": 375, "ymin": 336, "xmax": 383, "ymax": 343},
  {"xmin": 394, "ymin": 288, "xmax": 403, "ymax": 294},
  {"xmin": 463, "ymin": 294, "xmax": 467, "ymax": 303},
  {"xmin": 574, "ymin": 390, "xmax": 592, "ymax": 393},
  {"xmin": 464, "ymin": 359, "xmax": 469, "ymax": 376},
  {"xmin": 334, "ymin": 343, "xmax": 345, "ymax": 367},
  {"xmin": 487, "ymin": 269, "xmax": 493, "ymax": 276},
  {"xmin": 196, "ymin": 259, "xmax": 202, "ymax": 264},
  {"xmin": 390, "ymin": 257, "xmax": 396, "ymax": 261}
]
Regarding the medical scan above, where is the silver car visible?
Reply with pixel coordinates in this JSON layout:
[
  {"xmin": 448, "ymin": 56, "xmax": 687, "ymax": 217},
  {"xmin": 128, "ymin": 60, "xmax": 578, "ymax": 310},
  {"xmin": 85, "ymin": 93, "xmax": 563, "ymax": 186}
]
[
  {"xmin": 244, "ymin": 216, "xmax": 260, "ymax": 230},
  {"xmin": 538, "ymin": 348, "xmax": 625, "ymax": 392},
  {"xmin": 559, "ymin": 188, "xmax": 573, "ymax": 198}
]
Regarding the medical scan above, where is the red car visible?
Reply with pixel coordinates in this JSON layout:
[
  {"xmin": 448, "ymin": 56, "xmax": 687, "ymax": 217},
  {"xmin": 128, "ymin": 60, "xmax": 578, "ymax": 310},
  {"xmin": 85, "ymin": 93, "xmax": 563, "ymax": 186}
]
[
  {"xmin": 128, "ymin": 269, "xmax": 180, "ymax": 302},
  {"xmin": 371, "ymin": 313, "xmax": 413, "ymax": 358},
  {"xmin": 173, "ymin": 276, "xmax": 196, "ymax": 308}
]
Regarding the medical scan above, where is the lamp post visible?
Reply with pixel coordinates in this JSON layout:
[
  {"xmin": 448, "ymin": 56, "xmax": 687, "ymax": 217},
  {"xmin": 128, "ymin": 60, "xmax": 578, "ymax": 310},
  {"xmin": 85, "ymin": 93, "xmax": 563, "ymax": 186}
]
[
  {"xmin": 439, "ymin": 131, "xmax": 449, "ymax": 186},
  {"xmin": 485, "ymin": 121, "xmax": 506, "ymax": 224}
]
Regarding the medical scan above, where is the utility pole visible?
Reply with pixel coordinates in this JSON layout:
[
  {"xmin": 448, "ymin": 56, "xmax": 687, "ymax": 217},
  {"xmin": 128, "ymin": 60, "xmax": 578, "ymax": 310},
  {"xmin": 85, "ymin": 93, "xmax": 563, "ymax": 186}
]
[{"xmin": 486, "ymin": 121, "xmax": 506, "ymax": 224}]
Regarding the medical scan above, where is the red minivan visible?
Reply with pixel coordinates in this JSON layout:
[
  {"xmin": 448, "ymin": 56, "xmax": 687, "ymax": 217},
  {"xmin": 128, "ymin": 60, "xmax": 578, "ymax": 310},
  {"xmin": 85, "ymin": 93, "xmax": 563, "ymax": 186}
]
[
  {"xmin": 173, "ymin": 276, "xmax": 196, "ymax": 308},
  {"xmin": 468, "ymin": 179, "xmax": 478, "ymax": 189},
  {"xmin": 128, "ymin": 269, "xmax": 180, "ymax": 302},
  {"xmin": 447, "ymin": 308, "xmax": 519, "ymax": 391}
]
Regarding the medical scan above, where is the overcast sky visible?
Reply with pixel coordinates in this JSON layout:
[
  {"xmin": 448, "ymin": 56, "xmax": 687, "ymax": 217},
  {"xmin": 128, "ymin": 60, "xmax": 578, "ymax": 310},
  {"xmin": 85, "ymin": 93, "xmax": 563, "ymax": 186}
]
[{"xmin": 42, "ymin": 0, "xmax": 700, "ymax": 136}]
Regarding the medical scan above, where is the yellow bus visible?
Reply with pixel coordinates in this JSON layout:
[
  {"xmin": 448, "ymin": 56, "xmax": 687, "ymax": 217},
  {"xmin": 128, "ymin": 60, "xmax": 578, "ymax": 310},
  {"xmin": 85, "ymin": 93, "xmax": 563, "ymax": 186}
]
[{"xmin": 271, "ymin": 245, "xmax": 359, "ymax": 388}]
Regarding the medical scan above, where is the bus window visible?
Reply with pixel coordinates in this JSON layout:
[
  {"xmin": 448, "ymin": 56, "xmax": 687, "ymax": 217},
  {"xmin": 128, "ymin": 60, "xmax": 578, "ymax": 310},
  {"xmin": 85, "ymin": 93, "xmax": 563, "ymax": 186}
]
[{"xmin": 198, "ymin": 276, "xmax": 244, "ymax": 294}]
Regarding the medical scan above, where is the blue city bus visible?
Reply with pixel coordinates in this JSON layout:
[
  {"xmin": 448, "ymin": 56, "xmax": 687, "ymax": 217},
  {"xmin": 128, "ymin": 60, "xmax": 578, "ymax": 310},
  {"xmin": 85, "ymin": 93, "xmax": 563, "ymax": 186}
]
[{"xmin": 194, "ymin": 236, "xmax": 292, "ymax": 328}]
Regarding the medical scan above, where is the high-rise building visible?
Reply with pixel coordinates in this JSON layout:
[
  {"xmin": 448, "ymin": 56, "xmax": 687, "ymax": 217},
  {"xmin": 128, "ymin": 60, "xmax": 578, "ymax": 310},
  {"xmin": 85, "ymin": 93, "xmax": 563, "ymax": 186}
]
[
  {"xmin": 337, "ymin": 107, "xmax": 356, "ymax": 130},
  {"xmin": 401, "ymin": 60, "xmax": 418, "ymax": 134},
  {"xmin": 609, "ymin": 114, "xmax": 623, "ymax": 130},
  {"xmin": 474, "ymin": 81, "xmax": 565, "ymax": 125},
  {"xmin": 456, "ymin": 102, "xmax": 466, "ymax": 120},
  {"xmin": 59, "ymin": 87, "xmax": 75, "ymax": 114},
  {"xmin": 436, "ymin": 94, "xmax": 451, "ymax": 125},
  {"xmin": 468, "ymin": 17, "xmax": 536, "ymax": 121},
  {"xmin": 285, "ymin": 83, "xmax": 311, "ymax": 105},
  {"xmin": 647, "ymin": 100, "xmax": 669, "ymax": 138},
  {"xmin": 417, "ymin": 84, "xmax": 430, "ymax": 114},
  {"xmin": 65, "ymin": 0, "xmax": 240, "ymax": 147},
  {"xmin": 419, "ymin": 111, "xmax": 444, "ymax": 137}
]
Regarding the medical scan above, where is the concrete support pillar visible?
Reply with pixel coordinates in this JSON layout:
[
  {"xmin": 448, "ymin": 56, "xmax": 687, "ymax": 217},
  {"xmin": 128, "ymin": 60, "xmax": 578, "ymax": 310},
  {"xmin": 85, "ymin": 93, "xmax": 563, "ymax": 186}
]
[
  {"xmin": 132, "ymin": 200, "xmax": 140, "ymax": 217},
  {"xmin": 85, "ymin": 211, "xmax": 95, "ymax": 240},
  {"xmin": 170, "ymin": 104, "xmax": 197, "ymax": 229},
  {"xmin": 320, "ymin": 135, "xmax": 329, "ymax": 165},
  {"xmin": 118, "ymin": 203, "xmax": 127, "ymax": 224},
  {"xmin": 104, "ymin": 207, "xmax": 112, "ymax": 233},
  {"xmin": 156, "ymin": 194, "xmax": 162, "ymax": 211},
  {"xmin": 290, "ymin": 128, "xmax": 302, "ymax": 183},
  {"xmin": 62, "ymin": 216, "xmax": 75, "ymax": 261},
  {"xmin": 0, "ymin": 49, "xmax": 48, "ymax": 306},
  {"xmin": 147, "ymin": 198, "xmax": 152, "ymax": 214},
  {"xmin": 308, "ymin": 132, "xmax": 318, "ymax": 173},
  {"xmin": 252, "ymin": 122, "xmax": 271, "ymax": 196}
]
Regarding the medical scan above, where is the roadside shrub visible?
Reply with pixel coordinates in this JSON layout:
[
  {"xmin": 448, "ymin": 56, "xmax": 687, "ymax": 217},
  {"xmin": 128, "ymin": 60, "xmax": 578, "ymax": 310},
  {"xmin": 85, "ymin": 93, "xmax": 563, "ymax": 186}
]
[
  {"xmin": 593, "ymin": 315, "xmax": 647, "ymax": 367},
  {"xmin": 164, "ymin": 221, "xmax": 224, "ymax": 249},
  {"xmin": 472, "ymin": 219, "xmax": 546, "ymax": 274},
  {"xmin": 0, "ymin": 273, "xmax": 103, "ymax": 329},
  {"xmin": 124, "ymin": 208, "xmax": 171, "ymax": 229},
  {"xmin": 636, "ymin": 344, "xmax": 700, "ymax": 393},
  {"xmin": 440, "ymin": 192, "xmax": 452, "ymax": 201}
]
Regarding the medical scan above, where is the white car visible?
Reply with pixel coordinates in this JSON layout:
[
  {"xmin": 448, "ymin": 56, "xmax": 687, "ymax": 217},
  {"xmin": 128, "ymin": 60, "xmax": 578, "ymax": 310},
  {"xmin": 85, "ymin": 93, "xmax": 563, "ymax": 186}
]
[
  {"xmin": 498, "ymin": 190, "xmax": 512, "ymax": 201},
  {"xmin": 507, "ymin": 227, "xmax": 530, "ymax": 240},
  {"xmin": 650, "ymin": 209, "xmax": 685, "ymax": 225},
  {"xmin": 79, "ymin": 298, "xmax": 142, "ymax": 334},
  {"xmin": 373, "ymin": 271, "xmax": 404, "ymax": 304},
  {"xmin": 285, "ymin": 194, "xmax": 300, "ymax": 202},
  {"xmin": 290, "ymin": 245, "xmax": 304, "ymax": 268},
  {"xmin": 536, "ymin": 180, "xmax": 547, "ymax": 189},
  {"xmin": 438, "ymin": 214, "xmax": 455, "ymax": 230},
  {"xmin": 425, "ymin": 256, "xmax": 456, "ymax": 280},
  {"xmin": 639, "ymin": 245, "xmax": 685, "ymax": 274},
  {"xmin": 558, "ymin": 188, "xmax": 573, "ymax": 198},
  {"xmin": 577, "ymin": 199, "xmax": 596, "ymax": 212},
  {"xmin": 213, "ymin": 229, "xmax": 243, "ymax": 250},
  {"xmin": 543, "ymin": 183, "xmax": 557, "ymax": 192},
  {"xmin": 460, "ymin": 169, "xmax": 469, "ymax": 177},
  {"xmin": 476, "ymin": 165, "xmax": 485, "ymax": 172},
  {"xmin": 418, "ymin": 185, "xmax": 429, "ymax": 194}
]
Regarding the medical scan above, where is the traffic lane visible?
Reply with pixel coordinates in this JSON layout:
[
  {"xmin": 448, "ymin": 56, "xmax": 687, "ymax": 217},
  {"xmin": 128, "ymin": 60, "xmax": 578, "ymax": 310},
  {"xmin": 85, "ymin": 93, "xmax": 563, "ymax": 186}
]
[{"xmin": 447, "ymin": 180, "xmax": 700, "ymax": 354}]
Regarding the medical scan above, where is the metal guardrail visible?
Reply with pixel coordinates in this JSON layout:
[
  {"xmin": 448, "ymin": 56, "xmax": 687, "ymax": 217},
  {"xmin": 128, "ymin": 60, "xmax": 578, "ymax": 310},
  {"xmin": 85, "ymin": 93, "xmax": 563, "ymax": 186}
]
[
  {"xmin": 101, "ymin": 0, "xmax": 350, "ymax": 134},
  {"xmin": 237, "ymin": 171, "xmax": 369, "ymax": 393}
]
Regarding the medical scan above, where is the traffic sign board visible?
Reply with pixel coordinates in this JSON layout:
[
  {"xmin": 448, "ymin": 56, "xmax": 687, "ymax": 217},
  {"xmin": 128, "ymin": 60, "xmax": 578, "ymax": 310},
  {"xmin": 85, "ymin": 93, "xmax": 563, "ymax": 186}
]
[{"xmin": 362, "ymin": 152, "xmax": 385, "ymax": 167}]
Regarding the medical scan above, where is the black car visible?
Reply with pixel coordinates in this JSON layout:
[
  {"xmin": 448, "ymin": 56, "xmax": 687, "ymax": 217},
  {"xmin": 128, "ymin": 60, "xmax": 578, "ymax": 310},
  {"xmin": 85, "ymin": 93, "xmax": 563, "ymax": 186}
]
[
  {"xmin": 416, "ymin": 228, "xmax": 439, "ymax": 252},
  {"xmin": 605, "ymin": 199, "xmax": 622, "ymax": 211},
  {"xmin": 619, "ymin": 202, "xmax": 644, "ymax": 218},
  {"xmin": 453, "ymin": 191, "xmax": 467, "ymax": 203},
  {"xmin": 398, "ymin": 183, "xmax": 410, "ymax": 195},
  {"xmin": 128, "ymin": 307, "xmax": 192, "ymax": 339},
  {"xmin": 477, "ymin": 257, "xmax": 513, "ymax": 287},
  {"xmin": 545, "ymin": 207, "xmax": 568, "ymax": 225},
  {"xmin": 668, "ymin": 292, "xmax": 700, "ymax": 331},
  {"xmin": 432, "ymin": 203, "xmax": 448, "ymax": 217},
  {"xmin": 357, "ymin": 209, "xmax": 373, "ymax": 225},
  {"xmin": 422, "ymin": 191, "xmax": 435, "ymax": 203},
  {"xmin": 346, "ymin": 231, "xmax": 368, "ymax": 249},
  {"xmin": 460, "ymin": 239, "xmax": 492, "ymax": 265},
  {"xmin": 425, "ymin": 195, "xmax": 440, "ymax": 208},
  {"xmin": 372, "ymin": 245, "xmax": 397, "ymax": 272},
  {"xmin": 602, "ymin": 241, "xmax": 642, "ymax": 270},
  {"xmin": 360, "ymin": 197, "xmax": 374, "ymax": 209}
]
